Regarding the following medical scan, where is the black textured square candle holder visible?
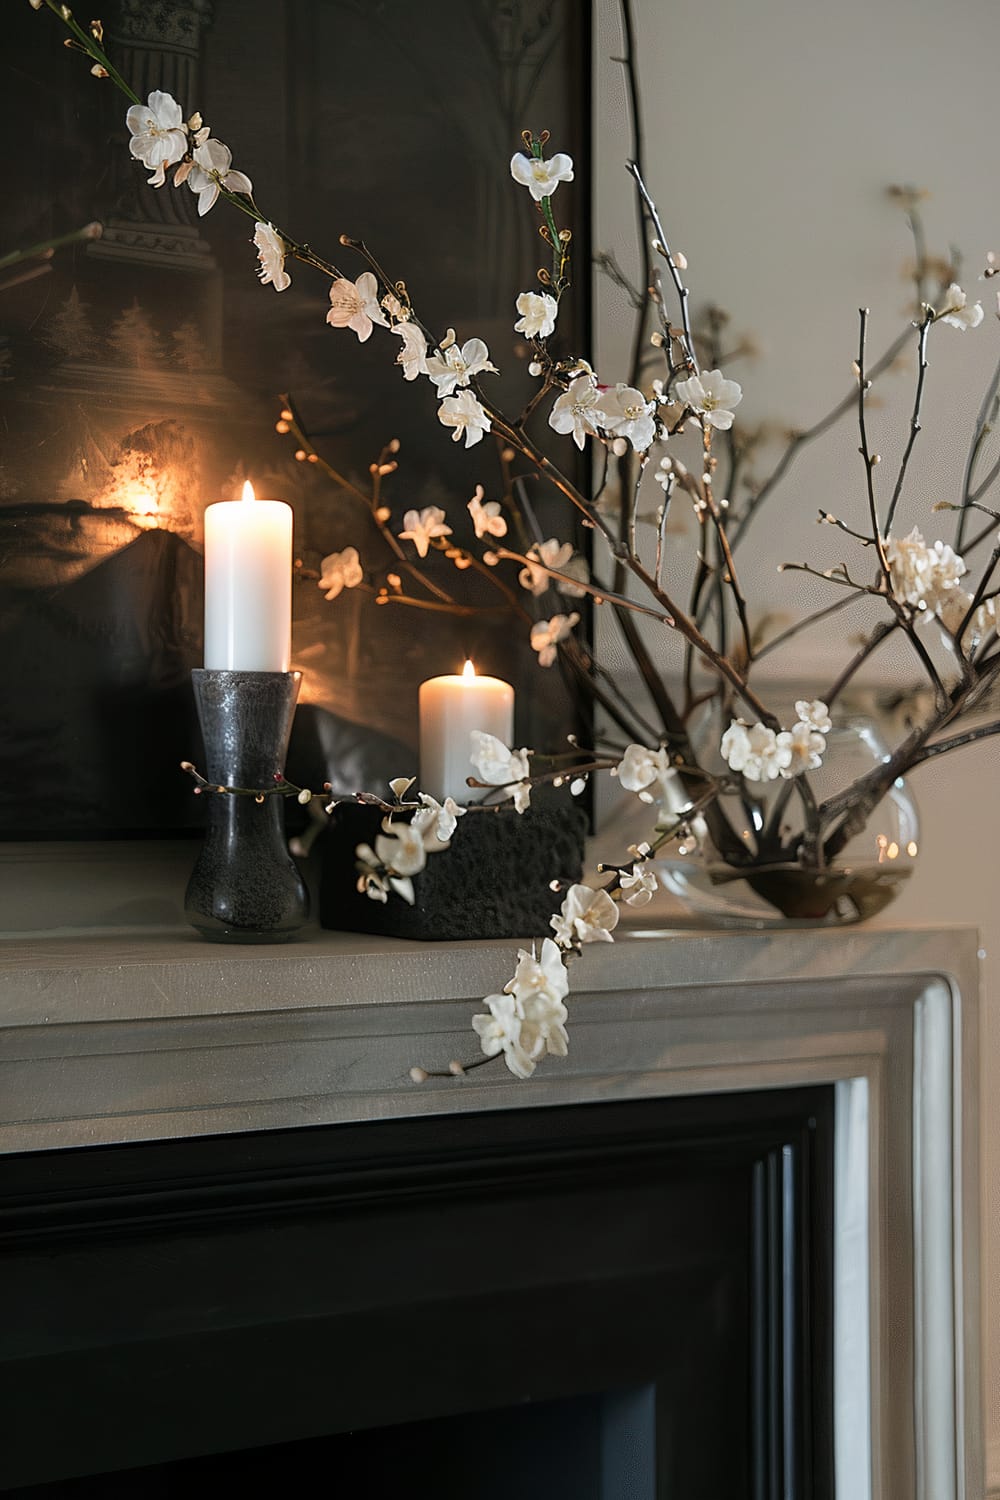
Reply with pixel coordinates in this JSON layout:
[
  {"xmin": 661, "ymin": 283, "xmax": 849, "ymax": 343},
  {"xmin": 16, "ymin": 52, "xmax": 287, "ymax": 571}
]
[{"xmin": 319, "ymin": 800, "xmax": 588, "ymax": 942}]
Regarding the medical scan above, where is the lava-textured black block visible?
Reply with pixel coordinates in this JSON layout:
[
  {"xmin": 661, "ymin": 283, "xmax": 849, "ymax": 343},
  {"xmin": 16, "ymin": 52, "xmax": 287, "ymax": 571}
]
[{"xmin": 320, "ymin": 801, "xmax": 588, "ymax": 941}]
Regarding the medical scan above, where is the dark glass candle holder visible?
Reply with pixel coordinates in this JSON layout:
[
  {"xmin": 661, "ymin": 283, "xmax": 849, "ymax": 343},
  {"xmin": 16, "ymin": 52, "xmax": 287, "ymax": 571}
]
[{"xmin": 184, "ymin": 669, "xmax": 310, "ymax": 944}]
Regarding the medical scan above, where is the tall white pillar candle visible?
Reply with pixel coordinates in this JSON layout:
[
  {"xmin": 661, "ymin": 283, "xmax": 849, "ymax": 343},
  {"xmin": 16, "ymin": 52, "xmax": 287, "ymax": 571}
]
[
  {"xmin": 419, "ymin": 660, "xmax": 515, "ymax": 803},
  {"xmin": 203, "ymin": 481, "xmax": 293, "ymax": 671}
]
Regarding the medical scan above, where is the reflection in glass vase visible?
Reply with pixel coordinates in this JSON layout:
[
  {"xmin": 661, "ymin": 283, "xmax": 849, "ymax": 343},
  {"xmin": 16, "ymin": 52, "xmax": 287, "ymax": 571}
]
[{"xmin": 656, "ymin": 717, "xmax": 919, "ymax": 928}]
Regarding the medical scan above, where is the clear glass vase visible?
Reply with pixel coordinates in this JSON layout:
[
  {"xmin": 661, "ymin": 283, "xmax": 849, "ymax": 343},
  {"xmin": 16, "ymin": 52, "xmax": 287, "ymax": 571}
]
[{"xmin": 656, "ymin": 717, "xmax": 919, "ymax": 927}]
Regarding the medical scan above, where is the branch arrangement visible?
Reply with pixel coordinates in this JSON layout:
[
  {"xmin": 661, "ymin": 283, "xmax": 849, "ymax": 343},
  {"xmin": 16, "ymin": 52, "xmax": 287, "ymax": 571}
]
[{"xmin": 31, "ymin": 0, "xmax": 1000, "ymax": 1080}]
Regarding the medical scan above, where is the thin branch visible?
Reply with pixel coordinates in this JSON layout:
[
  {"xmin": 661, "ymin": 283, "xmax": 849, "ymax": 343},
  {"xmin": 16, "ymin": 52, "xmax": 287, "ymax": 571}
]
[
  {"xmin": 957, "ymin": 352, "xmax": 1000, "ymax": 551},
  {"xmin": 625, "ymin": 161, "xmax": 698, "ymax": 374},
  {"xmin": 753, "ymin": 590, "xmax": 869, "ymax": 662},
  {"xmin": 885, "ymin": 310, "xmax": 932, "ymax": 535},
  {"xmin": 855, "ymin": 308, "xmax": 892, "ymax": 582},
  {"xmin": 910, "ymin": 719, "xmax": 1000, "ymax": 765}
]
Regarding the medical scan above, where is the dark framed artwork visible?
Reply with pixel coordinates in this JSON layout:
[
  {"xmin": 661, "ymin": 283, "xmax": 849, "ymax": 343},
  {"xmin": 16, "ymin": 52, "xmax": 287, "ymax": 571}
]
[{"xmin": 0, "ymin": 0, "xmax": 591, "ymax": 837}]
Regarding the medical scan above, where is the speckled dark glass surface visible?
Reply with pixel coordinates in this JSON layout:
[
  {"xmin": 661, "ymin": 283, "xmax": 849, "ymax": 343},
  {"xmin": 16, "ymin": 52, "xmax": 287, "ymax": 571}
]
[{"xmin": 185, "ymin": 670, "xmax": 310, "ymax": 943}]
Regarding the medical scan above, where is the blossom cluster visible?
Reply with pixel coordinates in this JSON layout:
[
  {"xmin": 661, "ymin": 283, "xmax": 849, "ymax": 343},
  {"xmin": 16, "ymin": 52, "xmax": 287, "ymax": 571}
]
[
  {"xmin": 471, "ymin": 859, "xmax": 660, "ymax": 1078},
  {"xmin": 887, "ymin": 527, "xmax": 998, "ymax": 643},
  {"xmin": 345, "ymin": 742, "xmax": 658, "ymax": 1079},
  {"xmin": 352, "ymin": 780, "xmax": 466, "ymax": 905},
  {"xmin": 126, "ymin": 89, "xmax": 252, "ymax": 212},
  {"xmin": 720, "ymin": 700, "xmax": 833, "ymax": 784}
]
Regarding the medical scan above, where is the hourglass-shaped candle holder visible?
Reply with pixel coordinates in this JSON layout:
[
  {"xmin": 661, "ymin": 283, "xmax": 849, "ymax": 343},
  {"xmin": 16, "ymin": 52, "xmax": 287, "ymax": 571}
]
[{"xmin": 184, "ymin": 669, "xmax": 310, "ymax": 943}]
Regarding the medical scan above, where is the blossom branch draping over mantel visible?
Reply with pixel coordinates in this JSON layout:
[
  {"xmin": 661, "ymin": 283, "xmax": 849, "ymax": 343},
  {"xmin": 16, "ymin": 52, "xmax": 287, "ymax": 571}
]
[{"xmin": 26, "ymin": 0, "xmax": 1000, "ymax": 1080}]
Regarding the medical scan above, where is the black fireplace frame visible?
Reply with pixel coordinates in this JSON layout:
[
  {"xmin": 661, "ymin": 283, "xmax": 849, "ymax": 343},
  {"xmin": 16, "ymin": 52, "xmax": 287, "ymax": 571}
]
[{"xmin": 1, "ymin": 1086, "xmax": 834, "ymax": 1498}]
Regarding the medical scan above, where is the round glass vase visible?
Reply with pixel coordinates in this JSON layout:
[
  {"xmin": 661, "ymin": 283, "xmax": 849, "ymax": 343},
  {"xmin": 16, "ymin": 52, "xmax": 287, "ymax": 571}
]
[{"xmin": 656, "ymin": 717, "xmax": 919, "ymax": 928}]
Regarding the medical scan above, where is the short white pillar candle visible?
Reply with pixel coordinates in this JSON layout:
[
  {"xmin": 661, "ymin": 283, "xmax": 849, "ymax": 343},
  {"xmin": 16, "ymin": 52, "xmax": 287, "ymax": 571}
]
[
  {"xmin": 203, "ymin": 481, "xmax": 293, "ymax": 672},
  {"xmin": 419, "ymin": 660, "xmax": 515, "ymax": 803}
]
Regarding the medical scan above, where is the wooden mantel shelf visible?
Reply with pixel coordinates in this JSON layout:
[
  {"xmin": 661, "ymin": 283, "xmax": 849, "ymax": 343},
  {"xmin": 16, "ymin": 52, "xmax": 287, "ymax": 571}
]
[{"xmin": 0, "ymin": 919, "xmax": 981, "ymax": 1152}]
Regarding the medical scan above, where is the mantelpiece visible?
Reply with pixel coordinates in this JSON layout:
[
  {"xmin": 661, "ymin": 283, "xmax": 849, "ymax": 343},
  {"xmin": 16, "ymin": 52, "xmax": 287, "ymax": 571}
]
[{"xmin": 0, "ymin": 921, "xmax": 984, "ymax": 1498}]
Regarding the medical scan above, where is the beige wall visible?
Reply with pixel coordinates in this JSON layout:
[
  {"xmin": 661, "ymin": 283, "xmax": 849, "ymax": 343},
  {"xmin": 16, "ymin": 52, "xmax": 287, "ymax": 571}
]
[{"xmin": 593, "ymin": 0, "xmax": 1000, "ymax": 1484}]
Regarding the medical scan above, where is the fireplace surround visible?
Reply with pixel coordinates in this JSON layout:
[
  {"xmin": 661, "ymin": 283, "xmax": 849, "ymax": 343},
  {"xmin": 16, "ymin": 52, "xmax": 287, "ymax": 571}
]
[{"xmin": 0, "ymin": 921, "xmax": 984, "ymax": 1496}]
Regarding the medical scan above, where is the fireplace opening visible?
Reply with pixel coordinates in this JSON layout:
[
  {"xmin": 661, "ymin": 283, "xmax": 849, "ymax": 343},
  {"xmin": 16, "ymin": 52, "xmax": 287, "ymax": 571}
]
[
  {"xmin": 1, "ymin": 1087, "xmax": 834, "ymax": 1498},
  {"xmin": 8, "ymin": 1385, "xmax": 658, "ymax": 1499}
]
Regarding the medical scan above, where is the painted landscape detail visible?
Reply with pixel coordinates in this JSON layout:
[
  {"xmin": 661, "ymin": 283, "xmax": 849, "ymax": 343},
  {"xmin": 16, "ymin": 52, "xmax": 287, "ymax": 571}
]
[{"xmin": 0, "ymin": 0, "xmax": 587, "ymax": 836}]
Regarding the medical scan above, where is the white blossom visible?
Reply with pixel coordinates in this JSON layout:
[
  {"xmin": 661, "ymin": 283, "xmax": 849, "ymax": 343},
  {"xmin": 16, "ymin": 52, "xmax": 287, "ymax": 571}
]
[
  {"xmin": 186, "ymin": 138, "xmax": 253, "ymax": 216},
  {"xmin": 472, "ymin": 993, "xmax": 537, "ymax": 1079},
  {"xmin": 467, "ymin": 484, "xmax": 507, "ymax": 539},
  {"xmin": 392, "ymin": 319, "xmax": 429, "ymax": 380},
  {"xmin": 601, "ymin": 382, "xmax": 657, "ymax": 452},
  {"xmin": 470, "ymin": 732, "xmax": 530, "ymax": 787},
  {"xmin": 619, "ymin": 864, "xmax": 658, "ymax": 906},
  {"xmin": 794, "ymin": 699, "xmax": 832, "ymax": 735},
  {"xmin": 548, "ymin": 374, "xmax": 609, "ymax": 450},
  {"xmin": 518, "ymin": 537, "xmax": 575, "ymax": 596},
  {"xmin": 474, "ymin": 938, "xmax": 572, "ymax": 1077},
  {"xmin": 509, "ymin": 150, "xmax": 574, "ymax": 202},
  {"xmin": 318, "ymin": 546, "xmax": 363, "ymax": 600},
  {"xmin": 938, "ymin": 283, "xmax": 984, "ymax": 331},
  {"xmin": 530, "ymin": 611, "xmax": 580, "ymax": 667},
  {"xmin": 653, "ymin": 456, "xmax": 673, "ymax": 491},
  {"xmin": 398, "ymin": 505, "xmax": 452, "ymax": 558},
  {"xmin": 518, "ymin": 1002, "xmax": 570, "ymax": 1063},
  {"xmin": 886, "ymin": 527, "xmax": 967, "ymax": 618},
  {"xmin": 720, "ymin": 720, "xmax": 793, "ymax": 782},
  {"xmin": 514, "ymin": 290, "xmax": 558, "ymax": 339},
  {"xmin": 126, "ymin": 91, "xmax": 188, "ymax": 188},
  {"xmin": 935, "ymin": 586, "xmax": 1000, "ymax": 645},
  {"xmin": 470, "ymin": 731, "xmax": 532, "ymax": 809},
  {"xmin": 425, "ymin": 334, "xmax": 498, "ymax": 396},
  {"xmin": 674, "ymin": 368, "xmax": 743, "ymax": 431},
  {"xmin": 784, "ymin": 721, "xmax": 826, "ymax": 774},
  {"xmin": 325, "ymin": 271, "xmax": 388, "ymax": 343},
  {"xmin": 355, "ymin": 842, "xmax": 415, "ymax": 905},
  {"xmin": 412, "ymin": 793, "xmax": 466, "ymax": 850},
  {"xmin": 375, "ymin": 821, "xmax": 427, "ymax": 878},
  {"xmin": 511, "ymin": 937, "xmax": 571, "ymax": 1006},
  {"xmin": 251, "ymin": 222, "xmax": 290, "ymax": 292},
  {"xmin": 437, "ymin": 389, "xmax": 492, "ymax": 448},
  {"xmin": 549, "ymin": 884, "xmax": 620, "ymax": 946},
  {"xmin": 617, "ymin": 743, "xmax": 670, "ymax": 800}
]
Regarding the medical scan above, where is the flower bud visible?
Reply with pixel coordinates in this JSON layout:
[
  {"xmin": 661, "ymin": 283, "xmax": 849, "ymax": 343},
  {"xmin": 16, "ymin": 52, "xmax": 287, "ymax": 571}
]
[
  {"xmin": 297, "ymin": 788, "xmax": 312, "ymax": 805},
  {"xmin": 409, "ymin": 1066, "xmax": 429, "ymax": 1084}
]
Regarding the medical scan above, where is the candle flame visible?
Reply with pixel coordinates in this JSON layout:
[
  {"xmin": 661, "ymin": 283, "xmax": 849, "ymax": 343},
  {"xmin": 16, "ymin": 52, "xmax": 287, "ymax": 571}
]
[
  {"xmin": 462, "ymin": 659, "xmax": 477, "ymax": 679},
  {"xmin": 241, "ymin": 480, "xmax": 256, "ymax": 503}
]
